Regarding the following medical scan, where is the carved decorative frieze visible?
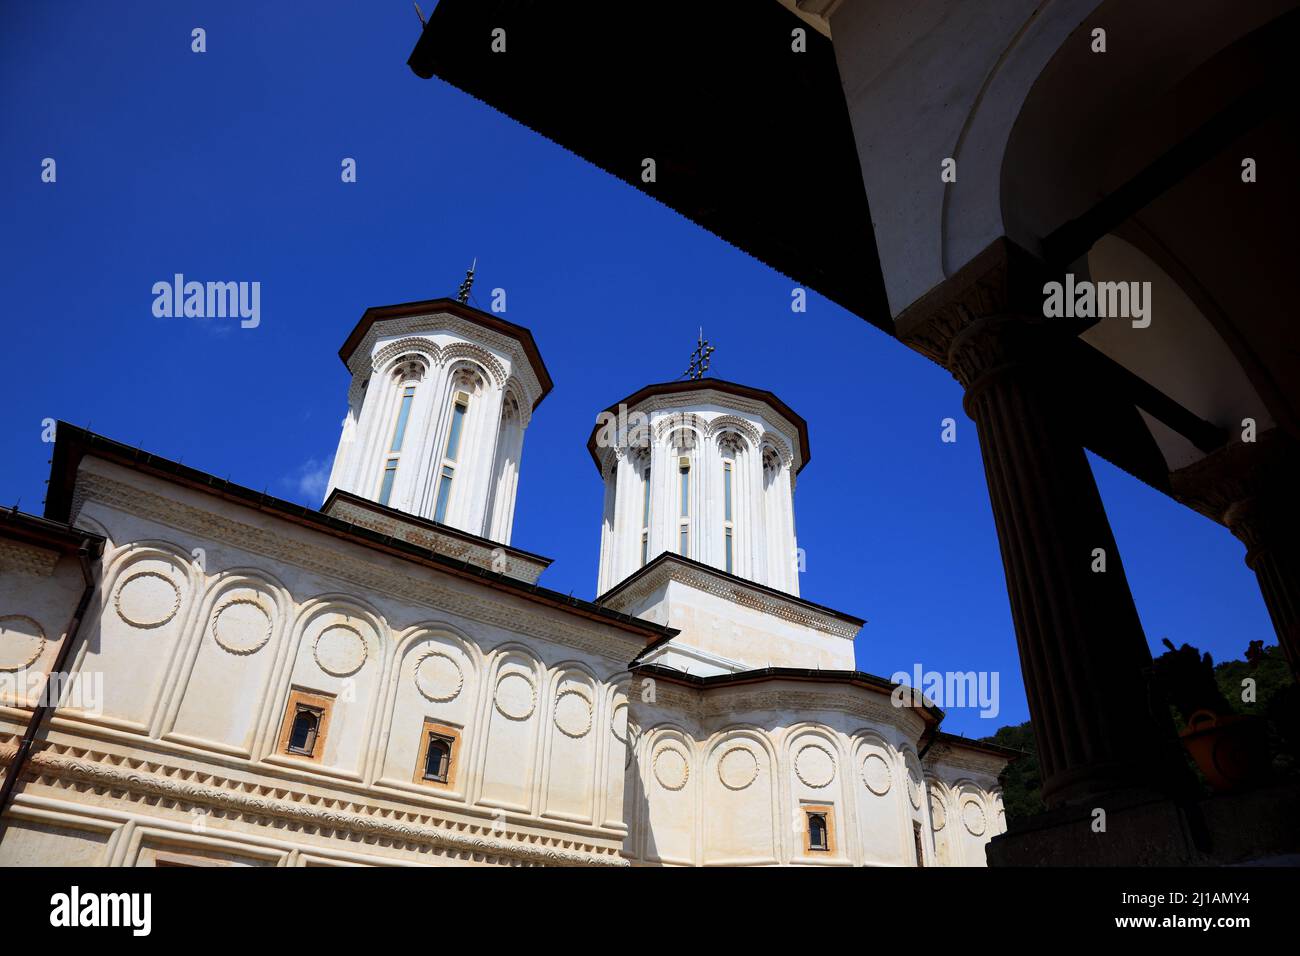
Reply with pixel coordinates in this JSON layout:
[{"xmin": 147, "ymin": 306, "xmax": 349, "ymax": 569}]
[
  {"xmin": 0, "ymin": 742, "xmax": 624, "ymax": 867},
  {"xmin": 895, "ymin": 237, "xmax": 1049, "ymax": 376},
  {"xmin": 345, "ymin": 312, "xmax": 544, "ymax": 411},
  {"xmin": 633, "ymin": 392, "xmax": 801, "ymax": 472},
  {"xmin": 0, "ymin": 541, "xmax": 60, "ymax": 577}
]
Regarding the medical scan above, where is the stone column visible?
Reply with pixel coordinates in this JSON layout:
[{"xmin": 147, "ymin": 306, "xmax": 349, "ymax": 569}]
[
  {"xmin": 1172, "ymin": 430, "xmax": 1300, "ymax": 678},
  {"xmin": 943, "ymin": 313, "xmax": 1189, "ymax": 807}
]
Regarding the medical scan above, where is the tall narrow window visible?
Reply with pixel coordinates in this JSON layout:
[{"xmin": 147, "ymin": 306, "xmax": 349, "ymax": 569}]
[
  {"xmin": 678, "ymin": 457, "xmax": 690, "ymax": 556},
  {"xmin": 390, "ymin": 384, "xmax": 416, "ymax": 453},
  {"xmin": 640, "ymin": 465, "xmax": 651, "ymax": 566},
  {"xmin": 445, "ymin": 397, "xmax": 467, "ymax": 461},
  {"xmin": 723, "ymin": 458, "xmax": 734, "ymax": 573},
  {"xmin": 378, "ymin": 457, "xmax": 399, "ymax": 506},
  {"xmin": 434, "ymin": 392, "xmax": 470, "ymax": 523},
  {"xmin": 377, "ymin": 383, "xmax": 417, "ymax": 506},
  {"xmin": 434, "ymin": 465, "xmax": 455, "ymax": 523}
]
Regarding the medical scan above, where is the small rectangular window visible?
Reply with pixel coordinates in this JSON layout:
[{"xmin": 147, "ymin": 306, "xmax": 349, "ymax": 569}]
[
  {"xmin": 725, "ymin": 528, "xmax": 733, "ymax": 573},
  {"xmin": 277, "ymin": 689, "xmax": 334, "ymax": 763},
  {"xmin": 679, "ymin": 526, "xmax": 689, "ymax": 556},
  {"xmin": 679, "ymin": 459, "xmax": 690, "ymax": 517},
  {"xmin": 414, "ymin": 720, "xmax": 461, "ymax": 789},
  {"xmin": 803, "ymin": 805, "xmax": 835, "ymax": 855},
  {"xmin": 641, "ymin": 532, "xmax": 649, "ymax": 566}
]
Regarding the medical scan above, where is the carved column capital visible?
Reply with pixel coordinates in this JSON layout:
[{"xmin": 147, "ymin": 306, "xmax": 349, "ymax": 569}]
[
  {"xmin": 1170, "ymin": 429, "xmax": 1300, "ymax": 567},
  {"xmin": 895, "ymin": 237, "xmax": 1053, "ymax": 370}
]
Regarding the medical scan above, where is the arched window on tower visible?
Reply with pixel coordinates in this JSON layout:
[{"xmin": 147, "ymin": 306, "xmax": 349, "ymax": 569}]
[
  {"xmin": 432, "ymin": 364, "xmax": 484, "ymax": 525},
  {"xmin": 634, "ymin": 449, "xmax": 651, "ymax": 566},
  {"xmin": 377, "ymin": 357, "xmax": 424, "ymax": 507},
  {"xmin": 669, "ymin": 428, "xmax": 699, "ymax": 558},
  {"xmin": 717, "ymin": 432, "xmax": 745, "ymax": 575}
]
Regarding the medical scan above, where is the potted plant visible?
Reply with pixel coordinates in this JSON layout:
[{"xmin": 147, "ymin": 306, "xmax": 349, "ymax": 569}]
[{"xmin": 1152, "ymin": 639, "xmax": 1269, "ymax": 792}]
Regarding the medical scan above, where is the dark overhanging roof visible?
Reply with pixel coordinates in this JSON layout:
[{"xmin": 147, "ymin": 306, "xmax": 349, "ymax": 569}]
[
  {"xmin": 0, "ymin": 507, "xmax": 104, "ymax": 558},
  {"xmin": 584, "ymin": 377, "xmax": 812, "ymax": 475},
  {"xmin": 44, "ymin": 424, "xmax": 673, "ymax": 643},
  {"xmin": 407, "ymin": 0, "xmax": 892, "ymax": 332},
  {"xmin": 339, "ymin": 297, "xmax": 554, "ymax": 409}
]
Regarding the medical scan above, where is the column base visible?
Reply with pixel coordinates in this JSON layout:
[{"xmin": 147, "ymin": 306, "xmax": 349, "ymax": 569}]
[{"xmin": 986, "ymin": 781, "xmax": 1300, "ymax": 866}]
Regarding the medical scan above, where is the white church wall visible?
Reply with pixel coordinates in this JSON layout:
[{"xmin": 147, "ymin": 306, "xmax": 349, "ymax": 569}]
[
  {"xmin": 0, "ymin": 457, "xmax": 640, "ymax": 866},
  {"xmin": 618, "ymin": 678, "xmax": 1002, "ymax": 867},
  {"xmin": 0, "ymin": 549, "xmax": 85, "ymax": 710},
  {"xmin": 1, "ymin": 454, "xmax": 1009, "ymax": 868}
]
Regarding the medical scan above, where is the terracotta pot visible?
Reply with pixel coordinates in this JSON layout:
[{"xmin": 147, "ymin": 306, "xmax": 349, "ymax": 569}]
[{"xmin": 1179, "ymin": 709, "xmax": 1269, "ymax": 792}]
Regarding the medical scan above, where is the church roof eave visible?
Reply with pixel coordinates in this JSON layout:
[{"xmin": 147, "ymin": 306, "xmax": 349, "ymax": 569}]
[
  {"xmin": 44, "ymin": 424, "xmax": 674, "ymax": 645},
  {"xmin": 338, "ymin": 297, "xmax": 554, "ymax": 410},
  {"xmin": 585, "ymin": 377, "xmax": 812, "ymax": 476}
]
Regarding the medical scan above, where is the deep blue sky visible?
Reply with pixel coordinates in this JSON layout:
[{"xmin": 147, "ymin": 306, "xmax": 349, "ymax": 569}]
[{"xmin": 0, "ymin": 2, "xmax": 1275, "ymax": 736}]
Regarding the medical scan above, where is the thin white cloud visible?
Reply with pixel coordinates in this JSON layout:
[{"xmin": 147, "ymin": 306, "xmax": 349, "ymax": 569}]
[{"xmin": 287, "ymin": 458, "xmax": 331, "ymax": 504}]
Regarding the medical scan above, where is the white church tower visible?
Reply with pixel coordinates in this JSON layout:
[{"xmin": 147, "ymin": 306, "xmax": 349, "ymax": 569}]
[
  {"xmin": 324, "ymin": 288, "xmax": 551, "ymax": 546},
  {"xmin": 589, "ymin": 370, "xmax": 863, "ymax": 675},
  {"xmin": 589, "ymin": 376, "xmax": 808, "ymax": 596}
]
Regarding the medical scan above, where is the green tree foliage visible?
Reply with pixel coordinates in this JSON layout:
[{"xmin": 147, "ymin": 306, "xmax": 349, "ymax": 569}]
[
  {"xmin": 979, "ymin": 721, "xmax": 1043, "ymax": 822},
  {"xmin": 983, "ymin": 643, "xmax": 1298, "ymax": 822}
]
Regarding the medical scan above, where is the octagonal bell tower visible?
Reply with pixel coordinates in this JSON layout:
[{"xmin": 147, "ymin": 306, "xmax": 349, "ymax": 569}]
[
  {"xmin": 588, "ymin": 378, "xmax": 808, "ymax": 596},
  {"xmin": 326, "ymin": 297, "xmax": 551, "ymax": 545}
]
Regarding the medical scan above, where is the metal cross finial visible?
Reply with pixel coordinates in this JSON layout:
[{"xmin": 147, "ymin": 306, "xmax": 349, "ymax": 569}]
[
  {"xmin": 683, "ymin": 327, "xmax": 715, "ymax": 380},
  {"xmin": 456, "ymin": 257, "xmax": 477, "ymax": 304}
]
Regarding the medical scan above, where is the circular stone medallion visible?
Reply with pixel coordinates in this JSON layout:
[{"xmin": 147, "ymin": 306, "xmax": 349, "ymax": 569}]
[
  {"xmin": 718, "ymin": 747, "xmax": 759, "ymax": 791},
  {"xmin": 313, "ymin": 624, "xmax": 368, "ymax": 677},
  {"xmin": 962, "ymin": 800, "xmax": 987, "ymax": 836},
  {"xmin": 906, "ymin": 763, "xmax": 923, "ymax": 809},
  {"xmin": 610, "ymin": 702, "xmax": 629, "ymax": 744},
  {"xmin": 553, "ymin": 689, "xmax": 593, "ymax": 738},
  {"xmin": 494, "ymin": 672, "xmax": 536, "ymax": 720},
  {"xmin": 861, "ymin": 752, "xmax": 893, "ymax": 796},
  {"xmin": 115, "ymin": 571, "xmax": 181, "ymax": 628},
  {"xmin": 653, "ymin": 748, "xmax": 690, "ymax": 791},
  {"xmin": 212, "ymin": 598, "xmax": 271, "ymax": 655},
  {"xmin": 794, "ymin": 744, "xmax": 836, "ymax": 789},
  {"xmin": 415, "ymin": 651, "xmax": 464, "ymax": 703},
  {"xmin": 929, "ymin": 795, "xmax": 947, "ymax": 831},
  {"xmin": 0, "ymin": 615, "xmax": 46, "ymax": 672}
]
